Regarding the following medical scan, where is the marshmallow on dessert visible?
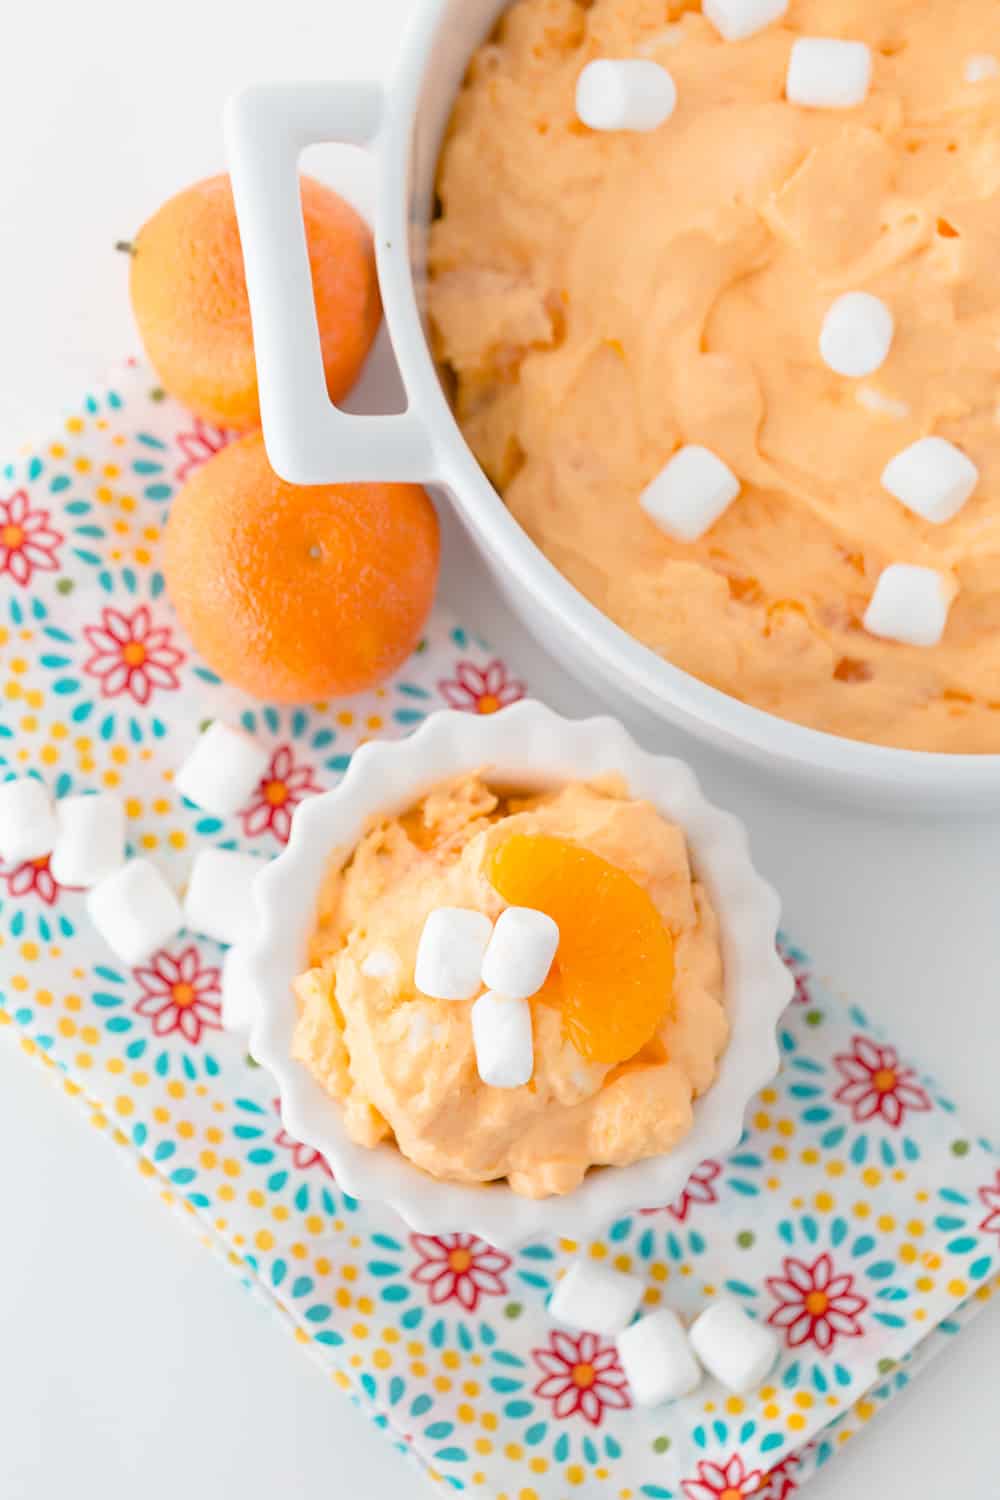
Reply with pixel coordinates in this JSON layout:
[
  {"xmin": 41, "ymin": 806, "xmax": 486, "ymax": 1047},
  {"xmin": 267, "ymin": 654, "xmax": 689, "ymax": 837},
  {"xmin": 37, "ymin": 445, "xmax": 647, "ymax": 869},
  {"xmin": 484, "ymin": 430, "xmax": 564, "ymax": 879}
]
[
  {"xmin": 786, "ymin": 38, "xmax": 872, "ymax": 109},
  {"xmin": 550, "ymin": 1258, "xmax": 645, "ymax": 1336},
  {"xmin": 640, "ymin": 446, "xmax": 741, "ymax": 543},
  {"xmin": 415, "ymin": 907, "xmax": 493, "ymax": 1000},
  {"xmin": 688, "ymin": 1297, "xmax": 780, "ymax": 1394},
  {"xmin": 0, "ymin": 777, "xmax": 58, "ymax": 865},
  {"xmin": 703, "ymin": 0, "xmax": 788, "ymax": 43},
  {"xmin": 361, "ymin": 947, "xmax": 400, "ymax": 981},
  {"xmin": 175, "ymin": 721, "xmax": 270, "ymax": 818},
  {"xmin": 87, "ymin": 859, "xmax": 183, "ymax": 967},
  {"xmin": 50, "ymin": 792, "xmax": 125, "ymax": 889},
  {"xmin": 881, "ymin": 436, "xmax": 979, "ymax": 524},
  {"xmin": 863, "ymin": 564, "xmax": 957, "ymax": 648},
  {"xmin": 183, "ymin": 847, "xmax": 264, "ymax": 946},
  {"xmin": 481, "ymin": 906, "xmax": 559, "ymax": 999},
  {"xmin": 617, "ymin": 1308, "xmax": 703, "ymax": 1405},
  {"xmin": 576, "ymin": 60, "xmax": 677, "ymax": 133},
  {"xmin": 470, "ymin": 990, "xmax": 534, "ymax": 1088},
  {"xmin": 221, "ymin": 944, "xmax": 257, "ymax": 1034},
  {"xmin": 820, "ymin": 293, "xmax": 894, "ymax": 378}
]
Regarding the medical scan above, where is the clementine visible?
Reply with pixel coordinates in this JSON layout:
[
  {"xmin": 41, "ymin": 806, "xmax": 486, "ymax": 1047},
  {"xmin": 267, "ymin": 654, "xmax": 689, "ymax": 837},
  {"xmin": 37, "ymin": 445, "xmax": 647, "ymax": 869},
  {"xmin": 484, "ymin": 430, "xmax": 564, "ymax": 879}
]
[
  {"xmin": 125, "ymin": 173, "xmax": 381, "ymax": 428},
  {"xmin": 163, "ymin": 432, "xmax": 439, "ymax": 702}
]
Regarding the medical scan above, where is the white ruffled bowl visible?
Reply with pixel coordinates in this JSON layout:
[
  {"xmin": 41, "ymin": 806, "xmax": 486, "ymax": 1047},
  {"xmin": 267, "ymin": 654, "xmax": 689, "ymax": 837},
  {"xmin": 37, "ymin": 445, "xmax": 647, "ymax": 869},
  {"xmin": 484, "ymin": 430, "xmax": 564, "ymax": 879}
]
[{"xmin": 244, "ymin": 701, "xmax": 792, "ymax": 1249}]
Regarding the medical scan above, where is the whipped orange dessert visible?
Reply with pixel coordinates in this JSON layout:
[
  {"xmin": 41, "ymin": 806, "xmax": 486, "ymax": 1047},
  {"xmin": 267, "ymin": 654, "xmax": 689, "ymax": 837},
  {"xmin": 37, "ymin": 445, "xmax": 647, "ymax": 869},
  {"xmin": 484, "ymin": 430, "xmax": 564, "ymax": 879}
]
[
  {"xmin": 429, "ymin": 0, "xmax": 1000, "ymax": 751},
  {"xmin": 293, "ymin": 774, "xmax": 726, "ymax": 1197}
]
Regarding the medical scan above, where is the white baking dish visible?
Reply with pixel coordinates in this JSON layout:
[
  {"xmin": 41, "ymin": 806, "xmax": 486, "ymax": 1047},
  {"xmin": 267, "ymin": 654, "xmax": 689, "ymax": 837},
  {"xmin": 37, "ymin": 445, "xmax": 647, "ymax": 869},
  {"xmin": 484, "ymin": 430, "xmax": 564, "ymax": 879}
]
[{"xmin": 224, "ymin": 0, "xmax": 1000, "ymax": 810}]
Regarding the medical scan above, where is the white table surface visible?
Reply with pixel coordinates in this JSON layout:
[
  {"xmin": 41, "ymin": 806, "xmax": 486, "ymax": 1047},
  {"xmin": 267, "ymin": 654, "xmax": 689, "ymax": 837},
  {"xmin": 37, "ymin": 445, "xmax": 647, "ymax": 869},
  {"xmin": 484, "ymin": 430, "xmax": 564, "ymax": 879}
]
[{"xmin": 1, "ymin": 2, "xmax": 997, "ymax": 1495}]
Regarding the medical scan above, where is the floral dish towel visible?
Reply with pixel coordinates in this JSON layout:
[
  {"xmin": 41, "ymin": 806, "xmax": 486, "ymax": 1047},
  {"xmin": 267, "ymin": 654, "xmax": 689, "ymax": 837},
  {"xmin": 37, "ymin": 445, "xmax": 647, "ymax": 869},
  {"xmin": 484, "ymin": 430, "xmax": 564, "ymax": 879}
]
[{"xmin": 0, "ymin": 362, "xmax": 998, "ymax": 1500}]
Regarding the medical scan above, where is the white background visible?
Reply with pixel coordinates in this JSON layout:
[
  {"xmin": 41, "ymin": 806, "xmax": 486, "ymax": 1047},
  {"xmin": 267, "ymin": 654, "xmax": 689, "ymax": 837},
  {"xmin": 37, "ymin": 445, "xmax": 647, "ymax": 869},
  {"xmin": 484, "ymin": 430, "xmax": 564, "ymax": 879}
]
[{"xmin": 0, "ymin": 2, "xmax": 997, "ymax": 1495}]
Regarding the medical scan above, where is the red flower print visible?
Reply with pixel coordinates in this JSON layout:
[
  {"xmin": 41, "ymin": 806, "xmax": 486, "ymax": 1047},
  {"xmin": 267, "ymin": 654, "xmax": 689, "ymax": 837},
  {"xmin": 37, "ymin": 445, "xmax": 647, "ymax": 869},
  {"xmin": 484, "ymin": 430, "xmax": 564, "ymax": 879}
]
[
  {"xmin": 641, "ymin": 1159, "xmax": 722, "ymax": 1221},
  {"xmin": 410, "ymin": 1233, "xmax": 510, "ymax": 1311},
  {"xmin": 979, "ymin": 1171, "xmax": 1000, "ymax": 1244},
  {"xmin": 174, "ymin": 417, "xmax": 234, "ymax": 483},
  {"xmin": 241, "ymin": 745, "xmax": 323, "ymax": 844},
  {"xmin": 83, "ymin": 605, "xmax": 185, "ymax": 706},
  {"xmin": 273, "ymin": 1099, "xmax": 332, "ymax": 1175},
  {"xmin": 766, "ymin": 1252, "xmax": 867, "ymax": 1353},
  {"xmin": 778, "ymin": 940, "xmax": 811, "ymax": 1006},
  {"xmin": 756, "ymin": 1454, "xmax": 800, "ymax": 1500},
  {"xmin": 681, "ymin": 1455, "xmax": 764, "ymax": 1500},
  {"xmin": 833, "ymin": 1035, "xmax": 932, "ymax": 1128},
  {"xmin": 133, "ymin": 946, "xmax": 222, "ymax": 1043},
  {"xmin": 531, "ymin": 1329, "xmax": 630, "ymax": 1426},
  {"xmin": 3, "ymin": 854, "xmax": 60, "ymax": 905},
  {"xmin": 0, "ymin": 489, "xmax": 63, "ymax": 587},
  {"xmin": 438, "ymin": 659, "xmax": 526, "ymax": 715}
]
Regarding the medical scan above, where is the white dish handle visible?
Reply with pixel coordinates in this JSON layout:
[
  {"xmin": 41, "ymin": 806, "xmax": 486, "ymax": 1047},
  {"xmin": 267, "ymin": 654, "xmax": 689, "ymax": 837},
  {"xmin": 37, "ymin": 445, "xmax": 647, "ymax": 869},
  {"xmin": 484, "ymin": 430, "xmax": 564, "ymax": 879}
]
[{"xmin": 225, "ymin": 82, "xmax": 436, "ymax": 485}]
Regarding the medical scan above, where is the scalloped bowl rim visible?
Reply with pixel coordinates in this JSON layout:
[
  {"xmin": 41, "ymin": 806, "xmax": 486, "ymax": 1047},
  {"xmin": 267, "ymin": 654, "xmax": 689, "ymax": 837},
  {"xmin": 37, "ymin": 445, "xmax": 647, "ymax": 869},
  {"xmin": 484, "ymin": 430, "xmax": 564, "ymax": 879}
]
[{"xmin": 244, "ymin": 702, "xmax": 792, "ymax": 1249}]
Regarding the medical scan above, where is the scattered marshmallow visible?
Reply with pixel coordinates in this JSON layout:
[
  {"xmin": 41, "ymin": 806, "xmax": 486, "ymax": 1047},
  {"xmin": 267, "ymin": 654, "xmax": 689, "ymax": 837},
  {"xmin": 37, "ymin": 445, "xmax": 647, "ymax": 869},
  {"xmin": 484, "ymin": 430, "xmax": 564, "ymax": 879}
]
[
  {"xmin": 183, "ymin": 847, "xmax": 264, "ymax": 946},
  {"xmin": 617, "ymin": 1308, "xmax": 702, "ymax": 1406},
  {"xmin": 640, "ymin": 445, "xmax": 741, "ymax": 543},
  {"xmin": 550, "ymin": 1258, "xmax": 645, "ymax": 1336},
  {"xmin": 704, "ymin": 0, "xmax": 788, "ymax": 43},
  {"xmin": 87, "ymin": 859, "xmax": 183, "ymax": 967},
  {"xmin": 965, "ymin": 53, "xmax": 999, "ymax": 84},
  {"xmin": 221, "ymin": 944, "xmax": 258, "ymax": 1033},
  {"xmin": 0, "ymin": 777, "xmax": 57, "ymax": 864},
  {"xmin": 688, "ymin": 1297, "xmax": 780, "ymax": 1394},
  {"xmin": 881, "ymin": 436, "xmax": 979, "ymax": 524},
  {"xmin": 49, "ymin": 792, "xmax": 125, "ymax": 889},
  {"xmin": 481, "ymin": 906, "xmax": 559, "ymax": 1000},
  {"xmin": 471, "ymin": 990, "xmax": 534, "ymax": 1089},
  {"xmin": 819, "ymin": 292, "xmax": 894, "ymax": 378},
  {"xmin": 856, "ymin": 386, "xmax": 911, "ymax": 421},
  {"xmin": 175, "ymin": 721, "xmax": 270, "ymax": 818},
  {"xmin": 576, "ymin": 59, "xmax": 677, "ymax": 132},
  {"xmin": 361, "ymin": 947, "xmax": 400, "ymax": 981},
  {"xmin": 863, "ymin": 563, "xmax": 957, "ymax": 648},
  {"xmin": 786, "ymin": 38, "xmax": 872, "ymax": 110},
  {"xmin": 414, "ymin": 907, "xmax": 493, "ymax": 1001}
]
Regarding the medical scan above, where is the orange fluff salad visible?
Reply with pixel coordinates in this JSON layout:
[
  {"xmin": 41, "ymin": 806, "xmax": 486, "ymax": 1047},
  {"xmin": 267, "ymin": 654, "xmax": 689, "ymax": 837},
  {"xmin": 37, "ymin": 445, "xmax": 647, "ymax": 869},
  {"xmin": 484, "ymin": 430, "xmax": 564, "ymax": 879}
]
[
  {"xmin": 293, "ymin": 774, "xmax": 726, "ymax": 1197},
  {"xmin": 429, "ymin": 0, "xmax": 1000, "ymax": 751}
]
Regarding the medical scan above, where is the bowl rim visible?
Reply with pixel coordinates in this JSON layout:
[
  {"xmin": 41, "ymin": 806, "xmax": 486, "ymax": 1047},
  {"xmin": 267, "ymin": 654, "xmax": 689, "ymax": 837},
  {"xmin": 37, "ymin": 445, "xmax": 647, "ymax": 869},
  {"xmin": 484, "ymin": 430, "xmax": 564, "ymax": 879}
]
[
  {"xmin": 370, "ymin": 0, "xmax": 1000, "ymax": 797},
  {"xmin": 244, "ymin": 700, "xmax": 793, "ymax": 1248}
]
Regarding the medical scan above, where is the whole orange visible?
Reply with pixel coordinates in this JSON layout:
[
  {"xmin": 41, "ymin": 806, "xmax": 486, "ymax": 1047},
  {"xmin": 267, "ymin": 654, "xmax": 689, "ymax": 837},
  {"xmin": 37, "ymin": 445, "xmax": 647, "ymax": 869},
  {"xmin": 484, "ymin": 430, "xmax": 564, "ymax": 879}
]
[
  {"xmin": 163, "ymin": 432, "xmax": 440, "ymax": 702},
  {"xmin": 127, "ymin": 174, "xmax": 381, "ymax": 429}
]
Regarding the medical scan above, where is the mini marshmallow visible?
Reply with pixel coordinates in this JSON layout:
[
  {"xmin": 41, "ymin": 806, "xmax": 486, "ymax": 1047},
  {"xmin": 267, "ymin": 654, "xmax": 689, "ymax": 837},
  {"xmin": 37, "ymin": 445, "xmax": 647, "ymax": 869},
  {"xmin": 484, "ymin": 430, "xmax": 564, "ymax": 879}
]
[
  {"xmin": 786, "ymin": 38, "xmax": 872, "ymax": 110},
  {"xmin": 640, "ymin": 445, "xmax": 741, "ymax": 543},
  {"xmin": 819, "ymin": 292, "xmax": 894, "ymax": 378},
  {"xmin": 415, "ymin": 907, "xmax": 493, "ymax": 1001},
  {"xmin": 221, "ymin": 944, "xmax": 257, "ymax": 1034},
  {"xmin": 688, "ymin": 1297, "xmax": 780, "ymax": 1395},
  {"xmin": 481, "ymin": 906, "xmax": 559, "ymax": 999},
  {"xmin": 704, "ymin": 0, "xmax": 788, "ymax": 43},
  {"xmin": 881, "ymin": 436, "xmax": 979, "ymax": 524},
  {"xmin": 49, "ymin": 792, "xmax": 125, "ymax": 888},
  {"xmin": 183, "ymin": 847, "xmax": 264, "ymax": 946},
  {"xmin": 0, "ymin": 777, "xmax": 58, "ymax": 865},
  {"xmin": 175, "ymin": 721, "xmax": 270, "ymax": 818},
  {"xmin": 549, "ymin": 1258, "xmax": 645, "ymax": 1336},
  {"xmin": 87, "ymin": 859, "xmax": 183, "ymax": 967},
  {"xmin": 471, "ymin": 990, "xmax": 534, "ymax": 1089},
  {"xmin": 576, "ymin": 59, "xmax": 677, "ymax": 133},
  {"xmin": 617, "ymin": 1309, "xmax": 702, "ymax": 1406},
  {"xmin": 863, "ymin": 564, "xmax": 957, "ymax": 648},
  {"xmin": 965, "ymin": 53, "xmax": 999, "ymax": 83}
]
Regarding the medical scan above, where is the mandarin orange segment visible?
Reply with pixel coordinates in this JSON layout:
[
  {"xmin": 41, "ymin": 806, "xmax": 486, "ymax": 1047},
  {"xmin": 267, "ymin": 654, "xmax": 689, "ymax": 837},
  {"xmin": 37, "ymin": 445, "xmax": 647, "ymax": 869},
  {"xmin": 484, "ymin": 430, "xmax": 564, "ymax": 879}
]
[{"xmin": 486, "ymin": 833, "xmax": 674, "ymax": 1065}]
